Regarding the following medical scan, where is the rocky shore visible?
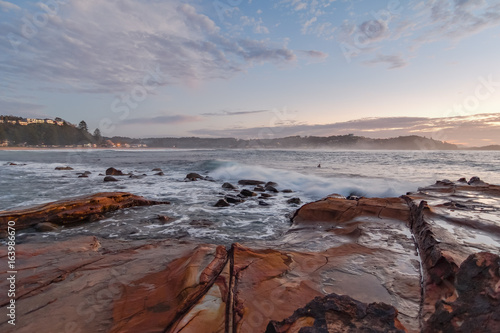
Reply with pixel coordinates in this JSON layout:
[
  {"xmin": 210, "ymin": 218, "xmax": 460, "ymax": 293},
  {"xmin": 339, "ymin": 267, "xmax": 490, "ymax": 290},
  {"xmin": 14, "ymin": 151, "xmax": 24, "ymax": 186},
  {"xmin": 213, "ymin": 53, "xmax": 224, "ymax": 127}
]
[{"xmin": 0, "ymin": 177, "xmax": 499, "ymax": 332}]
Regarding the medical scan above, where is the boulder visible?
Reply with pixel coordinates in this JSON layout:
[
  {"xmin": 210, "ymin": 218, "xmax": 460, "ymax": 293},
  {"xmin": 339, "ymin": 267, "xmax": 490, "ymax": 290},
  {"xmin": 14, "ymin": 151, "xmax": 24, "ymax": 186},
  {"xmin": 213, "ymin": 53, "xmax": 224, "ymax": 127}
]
[
  {"xmin": 265, "ymin": 181, "xmax": 278, "ymax": 187},
  {"xmin": 106, "ymin": 167, "xmax": 125, "ymax": 176},
  {"xmin": 214, "ymin": 199, "xmax": 230, "ymax": 207},
  {"xmin": 238, "ymin": 179, "xmax": 265, "ymax": 186},
  {"xmin": 282, "ymin": 189, "xmax": 293, "ymax": 193},
  {"xmin": 104, "ymin": 176, "xmax": 118, "ymax": 182},
  {"xmin": 222, "ymin": 182, "xmax": 237, "ymax": 190},
  {"xmin": 225, "ymin": 195, "xmax": 243, "ymax": 204},
  {"xmin": 186, "ymin": 172, "xmax": 204, "ymax": 181},
  {"xmin": 55, "ymin": 166, "xmax": 73, "ymax": 170},
  {"xmin": 265, "ymin": 185, "xmax": 279, "ymax": 193},
  {"xmin": 286, "ymin": 197, "xmax": 301, "ymax": 205},
  {"xmin": 254, "ymin": 186, "xmax": 265, "ymax": 192},
  {"xmin": 240, "ymin": 189, "xmax": 257, "ymax": 197}
]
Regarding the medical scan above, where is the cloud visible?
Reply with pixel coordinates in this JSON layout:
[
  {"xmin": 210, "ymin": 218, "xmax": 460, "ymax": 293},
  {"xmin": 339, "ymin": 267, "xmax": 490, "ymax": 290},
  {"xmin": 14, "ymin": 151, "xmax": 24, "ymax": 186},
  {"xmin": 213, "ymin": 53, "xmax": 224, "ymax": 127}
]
[
  {"xmin": 189, "ymin": 113, "xmax": 500, "ymax": 146},
  {"xmin": 0, "ymin": 1, "xmax": 20, "ymax": 12},
  {"xmin": 0, "ymin": 0, "xmax": 298, "ymax": 94},
  {"xmin": 121, "ymin": 115, "xmax": 202, "ymax": 125},
  {"xmin": 363, "ymin": 54, "xmax": 408, "ymax": 69},
  {"xmin": 201, "ymin": 110, "xmax": 269, "ymax": 117},
  {"xmin": 240, "ymin": 16, "xmax": 270, "ymax": 34}
]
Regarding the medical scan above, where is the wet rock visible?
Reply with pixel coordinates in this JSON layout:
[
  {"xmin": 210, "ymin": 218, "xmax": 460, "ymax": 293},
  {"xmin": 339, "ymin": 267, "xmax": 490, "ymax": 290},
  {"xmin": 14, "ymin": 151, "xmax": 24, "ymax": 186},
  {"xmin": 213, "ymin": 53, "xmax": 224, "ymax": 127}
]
[
  {"xmin": 266, "ymin": 293, "xmax": 407, "ymax": 333},
  {"xmin": 214, "ymin": 199, "xmax": 230, "ymax": 207},
  {"xmin": 424, "ymin": 252, "xmax": 500, "ymax": 333},
  {"xmin": 55, "ymin": 166, "xmax": 73, "ymax": 170},
  {"xmin": 286, "ymin": 197, "xmax": 301, "ymax": 205},
  {"xmin": 83, "ymin": 171, "xmax": 92, "ymax": 175},
  {"xmin": 259, "ymin": 200, "xmax": 270, "ymax": 206},
  {"xmin": 265, "ymin": 181, "xmax": 278, "ymax": 187},
  {"xmin": 104, "ymin": 176, "xmax": 118, "ymax": 182},
  {"xmin": 457, "ymin": 177, "xmax": 467, "ymax": 183},
  {"xmin": 78, "ymin": 174, "xmax": 88, "ymax": 178},
  {"xmin": 265, "ymin": 185, "xmax": 279, "ymax": 193},
  {"xmin": 106, "ymin": 167, "xmax": 125, "ymax": 176},
  {"xmin": 240, "ymin": 189, "xmax": 257, "ymax": 197},
  {"xmin": 129, "ymin": 174, "xmax": 145, "ymax": 179},
  {"xmin": 185, "ymin": 172, "xmax": 204, "ymax": 181},
  {"xmin": 154, "ymin": 171, "xmax": 164, "ymax": 176},
  {"xmin": 34, "ymin": 222, "xmax": 59, "ymax": 232},
  {"xmin": 222, "ymin": 182, "xmax": 237, "ymax": 190},
  {"xmin": 254, "ymin": 185, "xmax": 265, "ymax": 192},
  {"xmin": 225, "ymin": 194, "xmax": 243, "ymax": 204},
  {"xmin": 260, "ymin": 193, "xmax": 273, "ymax": 198},
  {"xmin": 157, "ymin": 215, "xmax": 171, "ymax": 223},
  {"xmin": 0, "ymin": 192, "xmax": 169, "ymax": 231},
  {"xmin": 468, "ymin": 176, "xmax": 483, "ymax": 185},
  {"xmin": 282, "ymin": 189, "xmax": 293, "ymax": 193},
  {"xmin": 238, "ymin": 179, "xmax": 265, "ymax": 186},
  {"xmin": 152, "ymin": 168, "xmax": 162, "ymax": 172},
  {"xmin": 8, "ymin": 162, "xmax": 17, "ymax": 165}
]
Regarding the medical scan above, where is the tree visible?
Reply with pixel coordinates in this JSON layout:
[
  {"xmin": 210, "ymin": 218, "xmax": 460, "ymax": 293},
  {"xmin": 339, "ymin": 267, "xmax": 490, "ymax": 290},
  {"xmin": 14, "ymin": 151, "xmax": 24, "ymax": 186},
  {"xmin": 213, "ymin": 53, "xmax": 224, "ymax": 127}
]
[
  {"xmin": 78, "ymin": 120, "xmax": 88, "ymax": 132},
  {"xmin": 93, "ymin": 128, "xmax": 102, "ymax": 144}
]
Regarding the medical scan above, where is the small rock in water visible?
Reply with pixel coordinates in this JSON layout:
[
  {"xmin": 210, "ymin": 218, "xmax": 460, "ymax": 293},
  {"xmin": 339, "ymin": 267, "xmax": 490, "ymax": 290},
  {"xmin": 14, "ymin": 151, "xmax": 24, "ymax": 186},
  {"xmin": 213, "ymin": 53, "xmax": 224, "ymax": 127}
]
[
  {"xmin": 259, "ymin": 200, "xmax": 271, "ymax": 206},
  {"xmin": 457, "ymin": 177, "xmax": 467, "ymax": 183},
  {"xmin": 265, "ymin": 185, "xmax": 279, "ymax": 193},
  {"xmin": 254, "ymin": 186, "xmax": 265, "ymax": 192},
  {"xmin": 152, "ymin": 168, "xmax": 162, "ymax": 172},
  {"xmin": 55, "ymin": 166, "xmax": 73, "ymax": 170},
  {"xmin": 34, "ymin": 222, "xmax": 59, "ymax": 232},
  {"xmin": 265, "ymin": 181, "xmax": 278, "ymax": 187},
  {"xmin": 225, "ymin": 194, "xmax": 243, "ymax": 204},
  {"xmin": 78, "ymin": 174, "xmax": 89, "ymax": 178},
  {"xmin": 468, "ymin": 176, "xmax": 482, "ymax": 185},
  {"xmin": 260, "ymin": 193, "xmax": 273, "ymax": 198},
  {"xmin": 185, "ymin": 172, "xmax": 204, "ymax": 181},
  {"xmin": 106, "ymin": 167, "xmax": 125, "ymax": 176},
  {"xmin": 287, "ymin": 197, "xmax": 301, "ymax": 205},
  {"xmin": 282, "ymin": 189, "xmax": 293, "ymax": 193},
  {"xmin": 238, "ymin": 179, "xmax": 265, "ymax": 186},
  {"xmin": 214, "ymin": 199, "xmax": 230, "ymax": 207},
  {"xmin": 222, "ymin": 182, "xmax": 237, "ymax": 190},
  {"xmin": 104, "ymin": 176, "xmax": 119, "ymax": 182},
  {"xmin": 240, "ymin": 189, "xmax": 257, "ymax": 197}
]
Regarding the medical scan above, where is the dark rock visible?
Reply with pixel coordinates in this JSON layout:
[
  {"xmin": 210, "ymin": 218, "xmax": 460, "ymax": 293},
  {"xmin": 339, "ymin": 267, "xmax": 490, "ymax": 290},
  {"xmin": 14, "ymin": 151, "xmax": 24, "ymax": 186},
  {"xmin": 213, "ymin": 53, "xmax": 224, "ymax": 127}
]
[
  {"xmin": 83, "ymin": 171, "xmax": 91, "ymax": 175},
  {"xmin": 34, "ymin": 222, "xmax": 59, "ymax": 232},
  {"xmin": 286, "ymin": 197, "xmax": 301, "ymax": 205},
  {"xmin": 265, "ymin": 185, "xmax": 279, "ymax": 193},
  {"xmin": 260, "ymin": 193, "xmax": 273, "ymax": 198},
  {"xmin": 214, "ymin": 199, "xmax": 230, "ymax": 207},
  {"xmin": 186, "ymin": 172, "xmax": 204, "ymax": 181},
  {"xmin": 240, "ymin": 189, "xmax": 257, "ymax": 197},
  {"xmin": 78, "ymin": 174, "xmax": 88, "ymax": 178},
  {"xmin": 154, "ymin": 172, "xmax": 164, "ymax": 176},
  {"xmin": 347, "ymin": 195, "xmax": 361, "ymax": 200},
  {"xmin": 8, "ymin": 162, "xmax": 17, "ymax": 166},
  {"xmin": 266, "ymin": 293, "xmax": 407, "ymax": 333},
  {"xmin": 225, "ymin": 195, "xmax": 243, "ymax": 204},
  {"xmin": 457, "ymin": 177, "xmax": 467, "ymax": 183},
  {"xmin": 258, "ymin": 201, "xmax": 270, "ymax": 206},
  {"xmin": 106, "ymin": 167, "xmax": 125, "ymax": 176},
  {"xmin": 152, "ymin": 168, "xmax": 162, "ymax": 172},
  {"xmin": 265, "ymin": 181, "xmax": 278, "ymax": 187},
  {"xmin": 436, "ymin": 179, "xmax": 454, "ymax": 186},
  {"xmin": 129, "ymin": 174, "xmax": 145, "ymax": 179},
  {"xmin": 104, "ymin": 176, "xmax": 118, "ymax": 182},
  {"xmin": 253, "ymin": 186, "xmax": 265, "ymax": 192},
  {"xmin": 189, "ymin": 219, "xmax": 213, "ymax": 227},
  {"xmin": 282, "ymin": 189, "xmax": 293, "ymax": 193},
  {"xmin": 157, "ymin": 215, "xmax": 171, "ymax": 223},
  {"xmin": 468, "ymin": 176, "xmax": 482, "ymax": 185},
  {"xmin": 222, "ymin": 182, "xmax": 237, "ymax": 190},
  {"xmin": 238, "ymin": 179, "xmax": 265, "ymax": 186},
  {"xmin": 55, "ymin": 166, "xmax": 73, "ymax": 171},
  {"xmin": 424, "ymin": 252, "xmax": 500, "ymax": 333}
]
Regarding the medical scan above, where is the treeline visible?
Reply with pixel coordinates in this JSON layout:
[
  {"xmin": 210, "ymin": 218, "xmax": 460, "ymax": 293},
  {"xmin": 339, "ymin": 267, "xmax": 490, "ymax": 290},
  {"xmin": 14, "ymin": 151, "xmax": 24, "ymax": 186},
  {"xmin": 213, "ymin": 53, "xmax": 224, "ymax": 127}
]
[{"xmin": 0, "ymin": 121, "xmax": 101, "ymax": 146}]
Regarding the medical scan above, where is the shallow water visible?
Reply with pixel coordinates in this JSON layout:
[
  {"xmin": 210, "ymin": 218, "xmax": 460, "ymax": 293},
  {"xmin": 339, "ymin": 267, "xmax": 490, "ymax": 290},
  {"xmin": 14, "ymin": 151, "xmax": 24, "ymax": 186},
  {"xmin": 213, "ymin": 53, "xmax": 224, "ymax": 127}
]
[{"xmin": 1, "ymin": 149, "xmax": 499, "ymax": 244}]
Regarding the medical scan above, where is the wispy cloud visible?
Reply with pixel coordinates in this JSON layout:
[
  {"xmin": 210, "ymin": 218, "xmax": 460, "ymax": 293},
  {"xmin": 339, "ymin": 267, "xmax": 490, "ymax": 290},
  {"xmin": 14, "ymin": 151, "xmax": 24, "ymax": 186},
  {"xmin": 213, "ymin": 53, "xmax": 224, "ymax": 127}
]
[
  {"xmin": 0, "ymin": 0, "xmax": 302, "ymax": 94},
  {"xmin": 201, "ymin": 110, "xmax": 269, "ymax": 117},
  {"xmin": 363, "ymin": 54, "xmax": 407, "ymax": 69},
  {"xmin": 121, "ymin": 115, "xmax": 202, "ymax": 125},
  {"xmin": 0, "ymin": 1, "xmax": 20, "ymax": 12}
]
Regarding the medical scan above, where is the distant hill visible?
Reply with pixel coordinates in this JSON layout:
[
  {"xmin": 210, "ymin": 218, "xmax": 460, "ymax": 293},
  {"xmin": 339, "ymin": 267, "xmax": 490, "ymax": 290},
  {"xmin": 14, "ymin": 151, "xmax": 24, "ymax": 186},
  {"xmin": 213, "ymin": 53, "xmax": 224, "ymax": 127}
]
[{"xmin": 468, "ymin": 145, "xmax": 500, "ymax": 151}]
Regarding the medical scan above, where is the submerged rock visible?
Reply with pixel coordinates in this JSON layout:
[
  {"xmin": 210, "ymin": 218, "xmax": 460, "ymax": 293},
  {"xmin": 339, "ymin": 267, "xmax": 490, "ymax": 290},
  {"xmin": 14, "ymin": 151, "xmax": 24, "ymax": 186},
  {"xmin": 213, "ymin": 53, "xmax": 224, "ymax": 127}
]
[
  {"xmin": 222, "ymin": 182, "xmax": 237, "ymax": 190},
  {"xmin": 225, "ymin": 194, "xmax": 243, "ymax": 204},
  {"xmin": 104, "ymin": 176, "xmax": 118, "ymax": 182},
  {"xmin": 238, "ymin": 179, "xmax": 265, "ymax": 186},
  {"xmin": 152, "ymin": 168, "xmax": 163, "ymax": 172},
  {"xmin": 240, "ymin": 189, "xmax": 257, "ymax": 197},
  {"xmin": 286, "ymin": 197, "xmax": 301, "ymax": 205},
  {"xmin": 214, "ymin": 199, "xmax": 230, "ymax": 207}
]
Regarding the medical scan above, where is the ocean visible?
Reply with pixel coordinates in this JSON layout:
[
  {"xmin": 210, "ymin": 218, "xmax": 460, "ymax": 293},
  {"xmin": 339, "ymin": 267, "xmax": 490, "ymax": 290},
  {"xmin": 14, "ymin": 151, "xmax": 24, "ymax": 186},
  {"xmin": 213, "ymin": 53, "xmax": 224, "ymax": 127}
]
[{"xmin": 1, "ymin": 149, "xmax": 499, "ymax": 245}]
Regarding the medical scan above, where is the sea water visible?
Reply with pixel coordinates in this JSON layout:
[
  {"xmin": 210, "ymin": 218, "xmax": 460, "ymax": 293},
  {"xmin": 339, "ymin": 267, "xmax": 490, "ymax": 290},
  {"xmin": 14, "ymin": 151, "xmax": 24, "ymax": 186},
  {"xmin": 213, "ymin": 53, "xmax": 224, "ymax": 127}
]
[{"xmin": 1, "ymin": 149, "xmax": 499, "ymax": 244}]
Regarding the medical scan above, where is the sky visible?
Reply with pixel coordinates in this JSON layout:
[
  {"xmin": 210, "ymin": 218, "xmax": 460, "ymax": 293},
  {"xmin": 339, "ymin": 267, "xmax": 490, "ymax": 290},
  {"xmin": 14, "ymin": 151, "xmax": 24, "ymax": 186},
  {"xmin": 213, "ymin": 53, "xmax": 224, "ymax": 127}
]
[{"xmin": 1, "ymin": 0, "xmax": 500, "ymax": 146}]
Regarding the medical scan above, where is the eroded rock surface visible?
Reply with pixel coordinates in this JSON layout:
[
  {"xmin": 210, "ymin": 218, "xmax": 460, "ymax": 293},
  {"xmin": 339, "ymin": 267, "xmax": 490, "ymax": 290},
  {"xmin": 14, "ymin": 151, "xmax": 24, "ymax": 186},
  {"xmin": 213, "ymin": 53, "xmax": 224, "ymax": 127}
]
[{"xmin": 0, "ymin": 192, "xmax": 169, "ymax": 231}]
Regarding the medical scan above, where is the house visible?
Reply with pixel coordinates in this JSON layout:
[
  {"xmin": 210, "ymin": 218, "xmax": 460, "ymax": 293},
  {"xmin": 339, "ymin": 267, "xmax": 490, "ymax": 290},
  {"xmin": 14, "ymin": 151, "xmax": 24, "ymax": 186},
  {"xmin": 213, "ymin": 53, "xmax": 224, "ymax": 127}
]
[
  {"xmin": 45, "ymin": 119, "xmax": 55, "ymax": 124},
  {"xmin": 18, "ymin": 120, "xmax": 28, "ymax": 125}
]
